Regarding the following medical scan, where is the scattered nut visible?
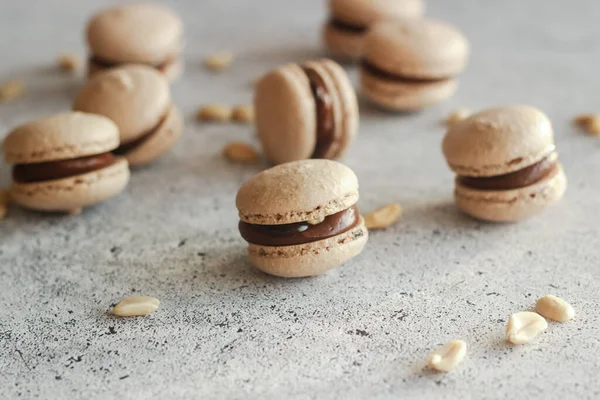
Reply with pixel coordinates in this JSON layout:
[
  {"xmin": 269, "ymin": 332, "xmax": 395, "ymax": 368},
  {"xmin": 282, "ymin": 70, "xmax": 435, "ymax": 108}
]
[
  {"xmin": 203, "ymin": 51, "xmax": 234, "ymax": 71},
  {"xmin": 196, "ymin": 104, "xmax": 232, "ymax": 122},
  {"xmin": 57, "ymin": 53, "xmax": 81, "ymax": 72},
  {"xmin": 112, "ymin": 296, "xmax": 160, "ymax": 317},
  {"xmin": 427, "ymin": 340, "xmax": 467, "ymax": 372},
  {"xmin": 232, "ymin": 105, "xmax": 255, "ymax": 124},
  {"xmin": 223, "ymin": 142, "xmax": 259, "ymax": 164},
  {"xmin": 535, "ymin": 295, "xmax": 575, "ymax": 322},
  {"xmin": 506, "ymin": 311, "xmax": 548, "ymax": 345},
  {"xmin": 364, "ymin": 203, "xmax": 403, "ymax": 230},
  {"xmin": 574, "ymin": 113, "xmax": 600, "ymax": 135},
  {"xmin": 0, "ymin": 189, "xmax": 9, "ymax": 220},
  {"xmin": 444, "ymin": 108, "xmax": 471, "ymax": 126},
  {"xmin": 0, "ymin": 80, "xmax": 24, "ymax": 102}
]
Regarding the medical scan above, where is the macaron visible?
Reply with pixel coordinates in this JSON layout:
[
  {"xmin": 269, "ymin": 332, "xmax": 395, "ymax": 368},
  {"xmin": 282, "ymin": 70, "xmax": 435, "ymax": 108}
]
[
  {"xmin": 73, "ymin": 65, "xmax": 183, "ymax": 167},
  {"xmin": 324, "ymin": 0, "xmax": 424, "ymax": 61},
  {"xmin": 254, "ymin": 59, "xmax": 358, "ymax": 165},
  {"xmin": 360, "ymin": 18, "xmax": 469, "ymax": 111},
  {"xmin": 2, "ymin": 112, "xmax": 129, "ymax": 214},
  {"xmin": 442, "ymin": 105, "xmax": 567, "ymax": 222},
  {"xmin": 236, "ymin": 159, "xmax": 369, "ymax": 278},
  {"xmin": 86, "ymin": 3, "xmax": 183, "ymax": 82}
]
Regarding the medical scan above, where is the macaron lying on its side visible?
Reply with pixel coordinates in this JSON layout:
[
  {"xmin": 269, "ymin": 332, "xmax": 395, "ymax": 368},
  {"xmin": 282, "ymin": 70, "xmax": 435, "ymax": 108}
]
[
  {"xmin": 73, "ymin": 65, "xmax": 183, "ymax": 168},
  {"xmin": 86, "ymin": 3, "xmax": 183, "ymax": 82},
  {"xmin": 236, "ymin": 159, "xmax": 369, "ymax": 278},
  {"xmin": 324, "ymin": 0, "xmax": 424, "ymax": 61},
  {"xmin": 2, "ymin": 112, "xmax": 130, "ymax": 213},
  {"xmin": 360, "ymin": 19, "xmax": 469, "ymax": 111},
  {"xmin": 254, "ymin": 59, "xmax": 358, "ymax": 165},
  {"xmin": 442, "ymin": 105, "xmax": 567, "ymax": 222}
]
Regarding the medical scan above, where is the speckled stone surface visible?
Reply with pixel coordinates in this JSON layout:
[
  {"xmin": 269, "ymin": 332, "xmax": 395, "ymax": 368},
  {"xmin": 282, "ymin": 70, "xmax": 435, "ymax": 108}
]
[{"xmin": 1, "ymin": 1, "xmax": 600, "ymax": 399}]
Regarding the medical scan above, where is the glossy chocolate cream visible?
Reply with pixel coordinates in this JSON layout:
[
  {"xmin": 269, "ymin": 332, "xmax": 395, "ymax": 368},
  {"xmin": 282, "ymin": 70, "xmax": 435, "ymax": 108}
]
[
  {"xmin": 303, "ymin": 67, "xmax": 336, "ymax": 159},
  {"xmin": 362, "ymin": 60, "xmax": 451, "ymax": 84},
  {"xmin": 329, "ymin": 18, "xmax": 368, "ymax": 34},
  {"xmin": 458, "ymin": 153, "xmax": 558, "ymax": 191},
  {"xmin": 13, "ymin": 153, "xmax": 119, "ymax": 183},
  {"xmin": 113, "ymin": 111, "xmax": 169, "ymax": 156},
  {"xmin": 239, "ymin": 206, "xmax": 360, "ymax": 246}
]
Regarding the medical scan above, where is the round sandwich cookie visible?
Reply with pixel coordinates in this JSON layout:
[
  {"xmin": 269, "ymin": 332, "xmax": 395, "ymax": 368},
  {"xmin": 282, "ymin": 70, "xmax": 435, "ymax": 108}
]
[
  {"xmin": 360, "ymin": 18, "xmax": 469, "ymax": 111},
  {"xmin": 324, "ymin": 0, "xmax": 424, "ymax": 61},
  {"xmin": 2, "ymin": 112, "xmax": 130, "ymax": 214},
  {"xmin": 236, "ymin": 159, "xmax": 369, "ymax": 278},
  {"xmin": 254, "ymin": 59, "xmax": 358, "ymax": 165},
  {"xmin": 442, "ymin": 105, "xmax": 567, "ymax": 222},
  {"xmin": 86, "ymin": 3, "xmax": 183, "ymax": 81},
  {"xmin": 73, "ymin": 65, "xmax": 183, "ymax": 168}
]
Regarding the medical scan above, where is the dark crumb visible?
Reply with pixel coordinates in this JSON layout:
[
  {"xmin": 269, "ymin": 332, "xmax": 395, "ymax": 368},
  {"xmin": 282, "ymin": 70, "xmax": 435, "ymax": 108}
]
[{"xmin": 119, "ymin": 375, "xmax": 129, "ymax": 380}]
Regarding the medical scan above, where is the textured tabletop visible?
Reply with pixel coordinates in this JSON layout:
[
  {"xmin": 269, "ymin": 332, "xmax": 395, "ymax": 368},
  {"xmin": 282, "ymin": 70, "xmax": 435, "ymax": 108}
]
[{"xmin": 1, "ymin": 1, "xmax": 599, "ymax": 399}]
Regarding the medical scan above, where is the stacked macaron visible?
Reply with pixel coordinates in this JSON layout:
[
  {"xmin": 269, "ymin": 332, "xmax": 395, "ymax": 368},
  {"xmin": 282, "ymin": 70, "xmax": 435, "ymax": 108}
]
[
  {"xmin": 324, "ymin": 0, "xmax": 424, "ymax": 61},
  {"xmin": 442, "ymin": 106, "xmax": 567, "ymax": 222},
  {"xmin": 360, "ymin": 18, "xmax": 469, "ymax": 111},
  {"xmin": 254, "ymin": 59, "xmax": 358, "ymax": 165},
  {"xmin": 86, "ymin": 3, "xmax": 183, "ymax": 82},
  {"xmin": 236, "ymin": 160, "xmax": 368, "ymax": 278},
  {"xmin": 73, "ymin": 65, "xmax": 183, "ymax": 167},
  {"xmin": 2, "ymin": 112, "xmax": 129, "ymax": 213}
]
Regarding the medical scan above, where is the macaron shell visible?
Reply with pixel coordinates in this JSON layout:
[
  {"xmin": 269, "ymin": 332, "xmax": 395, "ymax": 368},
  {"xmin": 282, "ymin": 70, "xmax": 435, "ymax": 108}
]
[
  {"xmin": 87, "ymin": 57, "xmax": 182, "ymax": 83},
  {"xmin": 329, "ymin": 0, "xmax": 424, "ymax": 27},
  {"xmin": 125, "ymin": 105, "xmax": 183, "ymax": 167},
  {"xmin": 3, "ymin": 112, "xmax": 119, "ymax": 164},
  {"xmin": 323, "ymin": 22, "xmax": 365, "ymax": 61},
  {"xmin": 236, "ymin": 159, "xmax": 359, "ymax": 225},
  {"xmin": 443, "ymin": 105, "xmax": 556, "ymax": 177},
  {"xmin": 361, "ymin": 67, "xmax": 458, "ymax": 111},
  {"xmin": 364, "ymin": 19, "xmax": 469, "ymax": 79},
  {"xmin": 86, "ymin": 4, "xmax": 182, "ymax": 65},
  {"xmin": 10, "ymin": 158, "xmax": 130, "ymax": 212},
  {"xmin": 74, "ymin": 65, "xmax": 171, "ymax": 143},
  {"xmin": 454, "ymin": 164, "xmax": 567, "ymax": 222},
  {"xmin": 308, "ymin": 59, "xmax": 359, "ymax": 159},
  {"xmin": 248, "ymin": 219, "xmax": 368, "ymax": 277},
  {"xmin": 255, "ymin": 64, "xmax": 316, "ymax": 164}
]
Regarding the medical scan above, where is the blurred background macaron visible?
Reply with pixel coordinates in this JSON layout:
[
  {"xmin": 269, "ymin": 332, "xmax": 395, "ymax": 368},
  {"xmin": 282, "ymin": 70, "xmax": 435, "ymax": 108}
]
[
  {"xmin": 323, "ymin": 0, "xmax": 424, "ymax": 61},
  {"xmin": 254, "ymin": 59, "xmax": 358, "ymax": 165},
  {"xmin": 236, "ymin": 159, "xmax": 369, "ymax": 278},
  {"xmin": 360, "ymin": 18, "xmax": 469, "ymax": 111},
  {"xmin": 86, "ymin": 3, "xmax": 183, "ymax": 82},
  {"xmin": 73, "ymin": 65, "xmax": 183, "ymax": 168},
  {"xmin": 442, "ymin": 105, "xmax": 567, "ymax": 222},
  {"xmin": 2, "ymin": 112, "xmax": 129, "ymax": 214}
]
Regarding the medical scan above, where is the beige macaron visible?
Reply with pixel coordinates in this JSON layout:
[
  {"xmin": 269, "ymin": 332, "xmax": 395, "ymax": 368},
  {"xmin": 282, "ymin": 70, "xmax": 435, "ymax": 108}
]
[
  {"xmin": 361, "ymin": 18, "xmax": 469, "ymax": 111},
  {"xmin": 86, "ymin": 3, "xmax": 183, "ymax": 82},
  {"xmin": 255, "ymin": 59, "xmax": 358, "ymax": 165},
  {"xmin": 442, "ymin": 105, "xmax": 567, "ymax": 222},
  {"xmin": 236, "ymin": 159, "xmax": 368, "ymax": 278},
  {"xmin": 2, "ymin": 112, "xmax": 129, "ymax": 214},
  {"xmin": 324, "ymin": 0, "xmax": 424, "ymax": 61},
  {"xmin": 73, "ymin": 65, "xmax": 183, "ymax": 167}
]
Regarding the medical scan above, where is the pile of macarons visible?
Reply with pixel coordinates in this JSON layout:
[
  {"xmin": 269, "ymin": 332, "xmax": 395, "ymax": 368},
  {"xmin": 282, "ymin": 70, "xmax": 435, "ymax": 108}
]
[{"xmin": 0, "ymin": 1, "xmax": 568, "ymax": 279}]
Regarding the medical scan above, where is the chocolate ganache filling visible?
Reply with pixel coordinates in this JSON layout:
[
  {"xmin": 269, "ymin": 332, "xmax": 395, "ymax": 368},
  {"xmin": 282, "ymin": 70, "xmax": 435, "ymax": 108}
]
[
  {"xmin": 362, "ymin": 60, "xmax": 451, "ymax": 84},
  {"xmin": 89, "ymin": 55, "xmax": 173, "ymax": 73},
  {"xmin": 458, "ymin": 153, "xmax": 558, "ymax": 191},
  {"xmin": 13, "ymin": 153, "xmax": 118, "ymax": 183},
  {"xmin": 113, "ymin": 111, "xmax": 169, "ymax": 156},
  {"xmin": 239, "ymin": 206, "xmax": 360, "ymax": 246},
  {"xmin": 329, "ymin": 18, "xmax": 368, "ymax": 34},
  {"xmin": 303, "ymin": 67, "xmax": 336, "ymax": 159}
]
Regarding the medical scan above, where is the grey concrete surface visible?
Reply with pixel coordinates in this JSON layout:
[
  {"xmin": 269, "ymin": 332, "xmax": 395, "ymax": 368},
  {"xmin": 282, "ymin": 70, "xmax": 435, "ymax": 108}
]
[{"xmin": 1, "ymin": 1, "xmax": 600, "ymax": 399}]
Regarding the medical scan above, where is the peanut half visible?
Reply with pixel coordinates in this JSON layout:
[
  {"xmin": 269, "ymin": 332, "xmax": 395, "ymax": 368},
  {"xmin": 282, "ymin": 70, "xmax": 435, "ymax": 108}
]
[
  {"xmin": 535, "ymin": 295, "xmax": 575, "ymax": 322},
  {"xmin": 203, "ymin": 51, "xmax": 234, "ymax": 72},
  {"xmin": 364, "ymin": 203, "xmax": 403, "ymax": 230},
  {"xmin": 506, "ymin": 311, "xmax": 548, "ymax": 345},
  {"xmin": 427, "ymin": 340, "xmax": 467, "ymax": 372},
  {"xmin": 223, "ymin": 142, "xmax": 259, "ymax": 164},
  {"xmin": 111, "ymin": 296, "xmax": 160, "ymax": 317}
]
